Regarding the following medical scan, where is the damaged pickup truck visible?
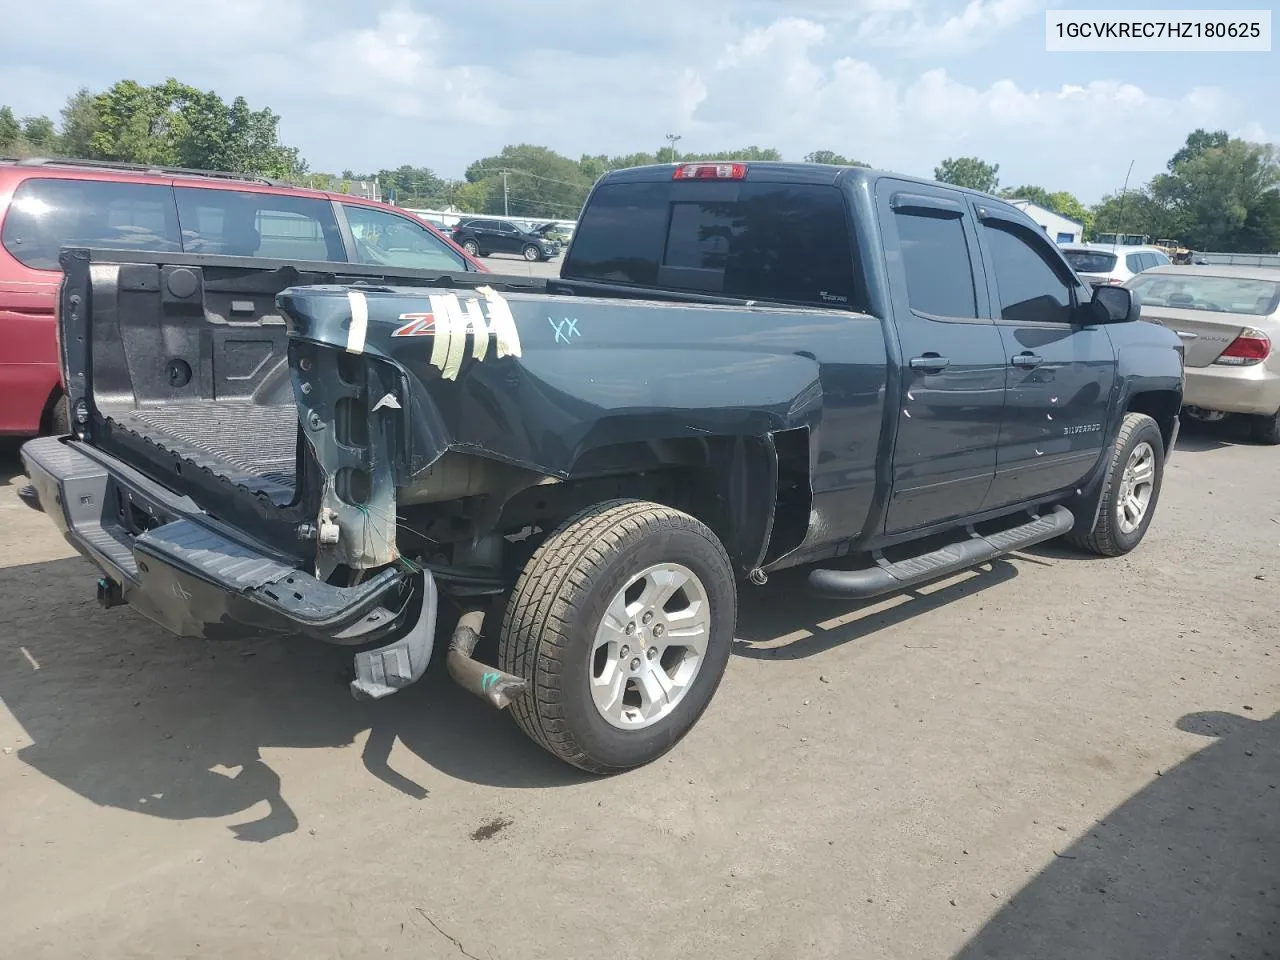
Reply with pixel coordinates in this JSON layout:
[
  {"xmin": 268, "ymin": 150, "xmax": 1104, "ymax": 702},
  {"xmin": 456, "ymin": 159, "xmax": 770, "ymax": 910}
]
[{"xmin": 20, "ymin": 162, "xmax": 1185, "ymax": 772}]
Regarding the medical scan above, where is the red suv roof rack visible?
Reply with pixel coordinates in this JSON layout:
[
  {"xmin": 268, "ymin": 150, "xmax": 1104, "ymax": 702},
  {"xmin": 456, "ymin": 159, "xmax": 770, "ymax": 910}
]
[{"xmin": 1, "ymin": 156, "xmax": 287, "ymax": 187}]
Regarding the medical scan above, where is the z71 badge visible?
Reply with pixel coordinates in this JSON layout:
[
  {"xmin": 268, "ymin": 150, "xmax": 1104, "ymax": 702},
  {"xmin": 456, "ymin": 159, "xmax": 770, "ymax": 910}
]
[{"xmin": 386, "ymin": 287, "xmax": 522, "ymax": 380}]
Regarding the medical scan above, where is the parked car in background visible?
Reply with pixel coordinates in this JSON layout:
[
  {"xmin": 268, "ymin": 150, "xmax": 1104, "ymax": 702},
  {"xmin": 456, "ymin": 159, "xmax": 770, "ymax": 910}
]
[
  {"xmin": 534, "ymin": 221, "xmax": 574, "ymax": 246},
  {"xmin": 1061, "ymin": 243, "xmax": 1171, "ymax": 287},
  {"xmin": 1127, "ymin": 264, "xmax": 1280, "ymax": 444},
  {"xmin": 0, "ymin": 157, "xmax": 485, "ymax": 437},
  {"xmin": 451, "ymin": 217, "xmax": 561, "ymax": 261}
]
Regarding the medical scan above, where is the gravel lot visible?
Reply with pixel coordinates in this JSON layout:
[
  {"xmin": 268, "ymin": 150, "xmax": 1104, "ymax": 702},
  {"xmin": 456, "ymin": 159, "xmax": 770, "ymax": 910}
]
[{"xmin": 1, "ymin": 421, "xmax": 1276, "ymax": 960}]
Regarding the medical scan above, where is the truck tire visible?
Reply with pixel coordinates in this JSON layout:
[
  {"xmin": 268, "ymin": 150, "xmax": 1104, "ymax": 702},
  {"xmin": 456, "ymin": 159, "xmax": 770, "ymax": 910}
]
[
  {"xmin": 1067, "ymin": 412, "xmax": 1165, "ymax": 557},
  {"xmin": 499, "ymin": 499, "xmax": 737, "ymax": 773},
  {"xmin": 1250, "ymin": 408, "xmax": 1280, "ymax": 445}
]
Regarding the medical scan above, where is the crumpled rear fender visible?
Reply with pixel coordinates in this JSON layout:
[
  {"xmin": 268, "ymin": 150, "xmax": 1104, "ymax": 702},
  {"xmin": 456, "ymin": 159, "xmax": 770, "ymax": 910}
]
[{"xmin": 278, "ymin": 283, "xmax": 838, "ymax": 571}]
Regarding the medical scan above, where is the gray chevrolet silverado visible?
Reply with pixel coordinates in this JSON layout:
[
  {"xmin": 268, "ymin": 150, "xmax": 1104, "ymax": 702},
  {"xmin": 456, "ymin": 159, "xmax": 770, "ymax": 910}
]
[{"xmin": 20, "ymin": 161, "xmax": 1184, "ymax": 772}]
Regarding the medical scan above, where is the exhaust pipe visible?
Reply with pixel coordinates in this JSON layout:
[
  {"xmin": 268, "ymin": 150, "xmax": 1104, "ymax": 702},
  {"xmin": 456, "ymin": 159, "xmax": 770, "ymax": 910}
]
[{"xmin": 446, "ymin": 610, "xmax": 529, "ymax": 710}]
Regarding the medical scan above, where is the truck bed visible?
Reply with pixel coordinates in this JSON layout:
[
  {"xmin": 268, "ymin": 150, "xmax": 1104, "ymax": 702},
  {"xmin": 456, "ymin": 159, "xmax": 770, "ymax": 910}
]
[{"xmin": 107, "ymin": 400, "xmax": 299, "ymax": 504}]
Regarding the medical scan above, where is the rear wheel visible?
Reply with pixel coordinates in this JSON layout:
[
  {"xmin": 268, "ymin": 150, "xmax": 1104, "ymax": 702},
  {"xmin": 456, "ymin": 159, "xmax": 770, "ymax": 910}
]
[
  {"xmin": 499, "ymin": 499, "xmax": 736, "ymax": 774},
  {"xmin": 1067, "ymin": 412, "xmax": 1165, "ymax": 557},
  {"xmin": 462, "ymin": 239, "xmax": 479, "ymax": 256},
  {"xmin": 1250, "ymin": 408, "xmax": 1280, "ymax": 445},
  {"xmin": 522, "ymin": 243, "xmax": 541, "ymax": 262}
]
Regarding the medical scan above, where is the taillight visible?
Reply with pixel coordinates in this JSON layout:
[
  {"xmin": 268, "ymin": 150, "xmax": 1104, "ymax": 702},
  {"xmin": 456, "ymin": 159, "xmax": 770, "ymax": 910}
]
[
  {"xmin": 672, "ymin": 162, "xmax": 747, "ymax": 181},
  {"xmin": 1214, "ymin": 327, "xmax": 1271, "ymax": 366}
]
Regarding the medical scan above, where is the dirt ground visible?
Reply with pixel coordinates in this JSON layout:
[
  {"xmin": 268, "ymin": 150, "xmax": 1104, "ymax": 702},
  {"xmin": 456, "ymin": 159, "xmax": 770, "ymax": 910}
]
[{"xmin": 1, "ymin": 422, "xmax": 1276, "ymax": 960}]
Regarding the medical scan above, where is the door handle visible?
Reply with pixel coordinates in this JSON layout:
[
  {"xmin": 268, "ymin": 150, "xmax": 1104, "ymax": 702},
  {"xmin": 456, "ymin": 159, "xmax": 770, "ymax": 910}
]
[
  {"xmin": 1011, "ymin": 353, "xmax": 1044, "ymax": 368},
  {"xmin": 909, "ymin": 354, "xmax": 951, "ymax": 371}
]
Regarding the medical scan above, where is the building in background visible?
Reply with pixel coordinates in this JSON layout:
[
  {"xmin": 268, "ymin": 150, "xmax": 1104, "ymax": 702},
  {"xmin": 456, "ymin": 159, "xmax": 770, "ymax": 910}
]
[{"xmin": 1006, "ymin": 199, "xmax": 1083, "ymax": 245}]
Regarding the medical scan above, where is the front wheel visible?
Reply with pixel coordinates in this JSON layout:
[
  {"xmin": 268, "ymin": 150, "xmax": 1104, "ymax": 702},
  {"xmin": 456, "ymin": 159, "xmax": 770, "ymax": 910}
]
[
  {"xmin": 522, "ymin": 243, "xmax": 541, "ymax": 262},
  {"xmin": 499, "ymin": 500, "xmax": 737, "ymax": 773},
  {"xmin": 1250, "ymin": 408, "xmax": 1280, "ymax": 445},
  {"xmin": 1067, "ymin": 412, "xmax": 1166, "ymax": 556}
]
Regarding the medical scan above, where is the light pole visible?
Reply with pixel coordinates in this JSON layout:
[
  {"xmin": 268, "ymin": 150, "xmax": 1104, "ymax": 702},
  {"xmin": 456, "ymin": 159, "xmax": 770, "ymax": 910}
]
[{"xmin": 665, "ymin": 133, "xmax": 682, "ymax": 164}]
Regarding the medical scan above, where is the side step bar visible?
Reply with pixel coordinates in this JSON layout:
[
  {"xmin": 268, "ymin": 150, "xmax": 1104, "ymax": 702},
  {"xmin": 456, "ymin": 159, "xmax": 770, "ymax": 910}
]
[{"xmin": 808, "ymin": 506, "xmax": 1074, "ymax": 600}]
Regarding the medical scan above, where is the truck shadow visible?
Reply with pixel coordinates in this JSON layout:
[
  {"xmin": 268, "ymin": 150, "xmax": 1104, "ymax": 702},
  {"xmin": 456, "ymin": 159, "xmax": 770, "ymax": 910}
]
[
  {"xmin": 1173, "ymin": 415, "xmax": 1255, "ymax": 452},
  {"xmin": 733, "ymin": 560, "xmax": 1019, "ymax": 660},
  {"xmin": 0, "ymin": 556, "xmax": 585, "ymax": 844},
  {"xmin": 952, "ymin": 709, "xmax": 1280, "ymax": 960}
]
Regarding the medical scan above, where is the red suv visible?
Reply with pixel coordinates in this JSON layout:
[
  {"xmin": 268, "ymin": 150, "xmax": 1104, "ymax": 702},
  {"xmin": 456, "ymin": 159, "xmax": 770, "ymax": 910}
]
[{"xmin": 0, "ymin": 158, "xmax": 486, "ymax": 436}]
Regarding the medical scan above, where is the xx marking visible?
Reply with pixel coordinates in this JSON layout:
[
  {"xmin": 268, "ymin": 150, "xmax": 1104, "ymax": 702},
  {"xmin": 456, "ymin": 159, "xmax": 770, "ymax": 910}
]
[{"xmin": 549, "ymin": 316, "xmax": 580, "ymax": 344}]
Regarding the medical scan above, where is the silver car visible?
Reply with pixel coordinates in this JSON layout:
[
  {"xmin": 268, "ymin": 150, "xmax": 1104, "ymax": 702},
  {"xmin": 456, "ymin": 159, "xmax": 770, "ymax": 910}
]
[
  {"xmin": 1062, "ymin": 243, "xmax": 1171, "ymax": 288},
  {"xmin": 1126, "ymin": 265, "xmax": 1280, "ymax": 444}
]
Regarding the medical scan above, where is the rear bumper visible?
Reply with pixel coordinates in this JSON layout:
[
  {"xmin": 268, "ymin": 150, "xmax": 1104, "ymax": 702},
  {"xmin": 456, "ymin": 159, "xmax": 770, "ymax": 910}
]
[
  {"xmin": 1183, "ymin": 363, "xmax": 1280, "ymax": 417},
  {"xmin": 19, "ymin": 436, "xmax": 438, "ymax": 698}
]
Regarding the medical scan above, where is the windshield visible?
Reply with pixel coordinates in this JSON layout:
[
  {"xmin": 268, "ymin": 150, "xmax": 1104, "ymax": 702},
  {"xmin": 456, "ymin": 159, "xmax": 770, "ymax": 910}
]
[
  {"xmin": 1062, "ymin": 250, "xmax": 1118, "ymax": 273},
  {"xmin": 1128, "ymin": 273, "xmax": 1280, "ymax": 315}
]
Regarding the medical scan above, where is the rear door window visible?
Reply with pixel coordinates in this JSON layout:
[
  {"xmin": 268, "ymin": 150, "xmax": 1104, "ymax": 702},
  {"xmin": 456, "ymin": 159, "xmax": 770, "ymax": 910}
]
[
  {"xmin": 893, "ymin": 210, "xmax": 978, "ymax": 318},
  {"xmin": 565, "ymin": 180, "xmax": 860, "ymax": 308},
  {"xmin": 174, "ymin": 187, "xmax": 345, "ymax": 261},
  {"xmin": 1, "ymin": 177, "xmax": 181, "ymax": 270}
]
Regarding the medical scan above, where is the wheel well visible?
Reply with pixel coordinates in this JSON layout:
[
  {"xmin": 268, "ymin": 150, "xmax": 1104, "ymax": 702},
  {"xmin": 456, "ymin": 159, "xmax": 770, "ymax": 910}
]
[
  {"xmin": 1126, "ymin": 389, "xmax": 1181, "ymax": 450},
  {"xmin": 493, "ymin": 431, "xmax": 809, "ymax": 576},
  {"xmin": 37, "ymin": 385, "xmax": 65, "ymax": 434}
]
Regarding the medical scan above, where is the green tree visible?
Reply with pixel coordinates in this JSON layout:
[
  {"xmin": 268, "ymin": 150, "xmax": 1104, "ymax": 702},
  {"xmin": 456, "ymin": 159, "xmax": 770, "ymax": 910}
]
[
  {"xmin": 934, "ymin": 156, "xmax": 1000, "ymax": 193},
  {"xmin": 1238, "ymin": 190, "xmax": 1280, "ymax": 253},
  {"xmin": 20, "ymin": 115, "xmax": 56, "ymax": 150},
  {"xmin": 1155, "ymin": 138, "xmax": 1280, "ymax": 250},
  {"xmin": 0, "ymin": 106, "xmax": 20, "ymax": 152},
  {"xmin": 87, "ymin": 78, "xmax": 305, "ymax": 178},
  {"xmin": 465, "ymin": 144, "xmax": 593, "ymax": 218},
  {"xmin": 1000, "ymin": 184, "xmax": 1053, "ymax": 207},
  {"xmin": 1046, "ymin": 190, "xmax": 1093, "ymax": 239},
  {"xmin": 58, "ymin": 88, "xmax": 101, "ymax": 157},
  {"xmin": 375, "ymin": 165, "xmax": 446, "ymax": 206},
  {"xmin": 1168, "ymin": 128, "xmax": 1230, "ymax": 170},
  {"xmin": 452, "ymin": 179, "xmax": 491, "ymax": 213},
  {"xmin": 1089, "ymin": 188, "xmax": 1172, "ymax": 242},
  {"xmin": 804, "ymin": 150, "xmax": 867, "ymax": 167},
  {"xmin": 694, "ymin": 145, "xmax": 782, "ymax": 162}
]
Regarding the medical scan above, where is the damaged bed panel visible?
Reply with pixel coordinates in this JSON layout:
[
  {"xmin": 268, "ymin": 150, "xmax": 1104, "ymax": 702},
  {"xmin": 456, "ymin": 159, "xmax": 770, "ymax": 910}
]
[{"xmin": 276, "ymin": 285, "xmax": 890, "ymax": 550}]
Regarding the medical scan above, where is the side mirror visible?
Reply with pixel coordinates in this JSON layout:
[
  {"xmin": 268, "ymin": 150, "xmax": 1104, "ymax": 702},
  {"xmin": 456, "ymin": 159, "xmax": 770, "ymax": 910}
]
[{"xmin": 1091, "ymin": 284, "xmax": 1142, "ymax": 324}]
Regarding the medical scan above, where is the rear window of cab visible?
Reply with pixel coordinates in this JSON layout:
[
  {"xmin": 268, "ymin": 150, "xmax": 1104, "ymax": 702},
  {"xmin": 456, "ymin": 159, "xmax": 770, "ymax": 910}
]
[{"xmin": 564, "ymin": 179, "xmax": 862, "ymax": 309}]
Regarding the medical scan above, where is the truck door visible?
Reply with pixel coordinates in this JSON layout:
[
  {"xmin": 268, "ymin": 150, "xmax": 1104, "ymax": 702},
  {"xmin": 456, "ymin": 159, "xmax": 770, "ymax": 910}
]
[
  {"xmin": 877, "ymin": 182, "xmax": 1006, "ymax": 535},
  {"xmin": 969, "ymin": 202, "xmax": 1117, "ymax": 507}
]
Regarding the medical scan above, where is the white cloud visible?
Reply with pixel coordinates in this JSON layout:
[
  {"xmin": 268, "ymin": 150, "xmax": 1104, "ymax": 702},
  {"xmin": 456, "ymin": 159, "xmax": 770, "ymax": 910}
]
[
  {"xmin": 685, "ymin": 17, "xmax": 1231, "ymax": 198},
  {"xmin": 0, "ymin": 1, "xmax": 1272, "ymax": 202},
  {"xmin": 293, "ymin": 5, "xmax": 505, "ymax": 124}
]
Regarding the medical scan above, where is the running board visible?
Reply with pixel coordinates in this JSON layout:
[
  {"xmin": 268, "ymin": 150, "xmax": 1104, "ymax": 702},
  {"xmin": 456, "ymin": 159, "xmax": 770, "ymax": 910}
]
[{"xmin": 808, "ymin": 506, "xmax": 1074, "ymax": 600}]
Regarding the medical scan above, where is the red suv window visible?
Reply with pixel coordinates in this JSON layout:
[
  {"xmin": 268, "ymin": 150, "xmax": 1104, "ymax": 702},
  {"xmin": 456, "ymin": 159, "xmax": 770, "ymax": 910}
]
[
  {"xmin": 2, "ymin": 178, "xmax": 182, "ymax": 270},
  {"xmin": 174, "ymin": 186, "xmax": 344, "ymax": 261}
]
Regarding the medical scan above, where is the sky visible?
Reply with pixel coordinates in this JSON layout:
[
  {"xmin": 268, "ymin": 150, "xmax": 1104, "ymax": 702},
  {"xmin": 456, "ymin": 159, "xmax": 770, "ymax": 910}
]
[{"xmin": 2, "ymin": 0, "xmax": 1277, "ymax": 203}]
